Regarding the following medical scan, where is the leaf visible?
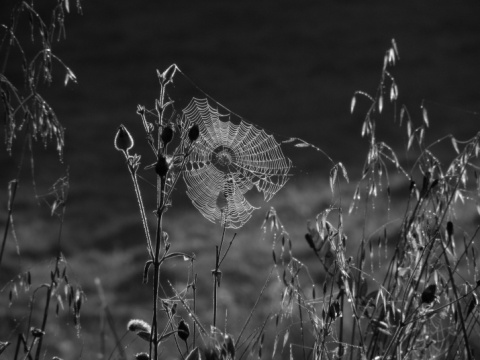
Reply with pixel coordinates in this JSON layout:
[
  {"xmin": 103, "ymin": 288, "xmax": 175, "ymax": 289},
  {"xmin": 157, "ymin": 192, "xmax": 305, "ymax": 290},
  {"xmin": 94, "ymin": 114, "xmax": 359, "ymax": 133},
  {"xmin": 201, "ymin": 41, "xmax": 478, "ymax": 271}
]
[
  {"xmin": 350, "ymin": 95, "xmax": 356, "ymax": 113},
  {"xmin": 378, "ymin": 95, "xmax": 383, "ymax": 113}
]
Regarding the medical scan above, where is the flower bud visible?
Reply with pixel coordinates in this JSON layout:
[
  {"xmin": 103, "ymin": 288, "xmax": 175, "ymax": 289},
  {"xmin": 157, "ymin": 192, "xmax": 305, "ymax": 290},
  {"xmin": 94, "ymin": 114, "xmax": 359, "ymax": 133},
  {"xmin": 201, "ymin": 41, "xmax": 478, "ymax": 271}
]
[
  {"xmin": 114, "ymin": 125, "xmax": 134, "ymax": 154},
  {"xmin": 188, "ymin": 124, "xmax": 200, "ymax": 143}
]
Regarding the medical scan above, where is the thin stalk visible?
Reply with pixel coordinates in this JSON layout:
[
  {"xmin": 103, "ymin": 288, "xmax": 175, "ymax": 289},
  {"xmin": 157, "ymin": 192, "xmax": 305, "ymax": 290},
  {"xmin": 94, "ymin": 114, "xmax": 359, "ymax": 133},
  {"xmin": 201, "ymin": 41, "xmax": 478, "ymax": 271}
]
[
  {"xmin": 297, "ymin": 293, "xmax": 306, "ymax": 360},
  {"xmin": 33, "ymin": 285, "xmax": 52, "ymax": 360},
  {"xmin": 440, "ymin": 238, "xmax": 473, "ymax": 360},
  {"xmin": 212, "ymin": 224, "xmax": 227, "ymax": 329},
  {"xmin": 193, "ymin": 273, "xmax": 197, "ymax": 348},
  {"xmin": 150, "ymin": 186, "xmax": 164, "ymax": 360},
  {"xmin": 0, "ymin": 179, "xmax": 18, "ymax": 266}
]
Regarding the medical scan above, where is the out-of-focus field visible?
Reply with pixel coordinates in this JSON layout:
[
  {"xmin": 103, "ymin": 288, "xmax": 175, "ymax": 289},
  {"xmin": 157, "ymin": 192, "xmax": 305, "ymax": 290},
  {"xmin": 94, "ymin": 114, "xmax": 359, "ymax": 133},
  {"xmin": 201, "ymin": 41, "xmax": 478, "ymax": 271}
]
[{"xmin": 1, "ymin": 1, "xmax": 480, "ymax": 359}]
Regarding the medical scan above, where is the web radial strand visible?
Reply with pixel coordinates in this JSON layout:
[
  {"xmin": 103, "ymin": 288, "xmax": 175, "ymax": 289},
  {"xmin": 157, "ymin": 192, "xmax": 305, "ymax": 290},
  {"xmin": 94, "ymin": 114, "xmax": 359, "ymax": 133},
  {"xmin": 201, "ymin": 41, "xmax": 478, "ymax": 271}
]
[{"xmin": 180, "ymin": 98, "xmax": 291, "ymax": 228}]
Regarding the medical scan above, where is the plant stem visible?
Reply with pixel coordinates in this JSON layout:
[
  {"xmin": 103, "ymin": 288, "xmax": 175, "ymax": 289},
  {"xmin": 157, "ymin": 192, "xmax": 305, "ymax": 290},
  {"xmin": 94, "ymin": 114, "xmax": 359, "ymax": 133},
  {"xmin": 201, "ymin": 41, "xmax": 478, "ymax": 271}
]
[
  {"xmin": 150, "ymin": 177, "xmax": 165, "ymax": 360},
  {"xmin": 0, "ymin": 179, "xmax": 18, "ymax": 267},
  {"xmin": 212, "ymin": 224, "xmax": 227, "ymax": 329}
]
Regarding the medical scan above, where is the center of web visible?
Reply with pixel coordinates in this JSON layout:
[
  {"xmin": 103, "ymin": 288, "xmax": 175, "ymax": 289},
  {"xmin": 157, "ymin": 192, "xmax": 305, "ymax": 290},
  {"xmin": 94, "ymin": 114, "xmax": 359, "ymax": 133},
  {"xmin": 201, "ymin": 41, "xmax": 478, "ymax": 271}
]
[{"xmin": 212, "ymin": 146, "xmax": 235, "ymax": 172}]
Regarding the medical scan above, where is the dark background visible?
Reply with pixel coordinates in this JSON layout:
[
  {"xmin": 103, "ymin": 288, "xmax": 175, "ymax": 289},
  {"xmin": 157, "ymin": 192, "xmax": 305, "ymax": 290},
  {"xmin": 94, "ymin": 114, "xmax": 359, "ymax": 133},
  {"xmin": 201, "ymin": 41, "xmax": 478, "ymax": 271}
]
[{"xmin": 1, "ymin": 1, "xmax": 480, "ymax": 359}]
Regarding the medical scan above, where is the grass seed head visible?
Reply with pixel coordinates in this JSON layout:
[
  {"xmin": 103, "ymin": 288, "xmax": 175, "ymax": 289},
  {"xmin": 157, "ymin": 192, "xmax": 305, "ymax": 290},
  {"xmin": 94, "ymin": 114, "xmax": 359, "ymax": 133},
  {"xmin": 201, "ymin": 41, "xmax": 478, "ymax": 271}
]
[{"xmin": 127, "ymin": 319, "xmax": 151, "ymax": 333}]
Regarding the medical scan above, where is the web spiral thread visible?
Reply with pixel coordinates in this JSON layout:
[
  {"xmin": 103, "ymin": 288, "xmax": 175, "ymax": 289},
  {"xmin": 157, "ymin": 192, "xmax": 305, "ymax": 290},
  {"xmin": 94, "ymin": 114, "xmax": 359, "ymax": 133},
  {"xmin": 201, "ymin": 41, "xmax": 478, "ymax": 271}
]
[{"xmin": 180, "ymin": 98, "xmax": 291, "ymax": 228}]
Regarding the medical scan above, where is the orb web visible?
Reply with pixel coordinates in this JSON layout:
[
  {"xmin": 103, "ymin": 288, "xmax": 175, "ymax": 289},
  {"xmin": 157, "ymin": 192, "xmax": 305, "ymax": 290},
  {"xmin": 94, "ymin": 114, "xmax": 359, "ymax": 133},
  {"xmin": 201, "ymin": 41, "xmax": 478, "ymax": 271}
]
[{"xmin": 179, "ymin": 98, "xmax": 292, "ymax": 228}]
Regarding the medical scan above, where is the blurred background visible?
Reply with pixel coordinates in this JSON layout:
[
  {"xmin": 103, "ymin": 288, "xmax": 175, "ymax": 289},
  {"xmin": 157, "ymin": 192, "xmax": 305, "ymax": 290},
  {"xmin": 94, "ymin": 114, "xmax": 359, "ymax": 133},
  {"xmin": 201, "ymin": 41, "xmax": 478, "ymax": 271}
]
[{"xmin": 1, "ymin": 1, "xmax": 480, "ymax": 359}]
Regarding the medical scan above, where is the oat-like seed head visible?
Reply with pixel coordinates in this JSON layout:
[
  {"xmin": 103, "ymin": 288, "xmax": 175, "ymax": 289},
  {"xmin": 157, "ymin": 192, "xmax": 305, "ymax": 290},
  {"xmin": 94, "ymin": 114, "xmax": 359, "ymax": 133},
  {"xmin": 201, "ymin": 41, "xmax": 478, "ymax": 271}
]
[{"xmin": 127, "ymin": 319, "xmax": 151, "ymax": 333}]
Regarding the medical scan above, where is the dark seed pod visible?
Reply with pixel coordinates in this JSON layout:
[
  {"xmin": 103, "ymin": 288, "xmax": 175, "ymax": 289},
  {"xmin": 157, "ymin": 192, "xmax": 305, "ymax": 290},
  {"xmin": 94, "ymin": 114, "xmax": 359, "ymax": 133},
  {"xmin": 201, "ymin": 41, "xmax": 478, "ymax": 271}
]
[
  {"xmin": 177, "ymin": 319, "xmax": 190, "ymax": 341},
  {"xmin": 188, "ymin": 124, "xmax": 200, "ymax": 142},
  {"xmin": 155, "ymin": 154, "xmax": 170, "ymax": 178},
  {"xmin": 31, "ymin": 328, "xmax": 45, "ymax": 338},
  {"xmin": 114, "ymin": 124, "xmax": 134, "ymax": 154},
  {"xmin": 161, "ymin": 126, "xmax": 174, "ymax": 146},
  {"xmin": 421, "ymin": 284, "xmax": 437, "ymax": 304}
]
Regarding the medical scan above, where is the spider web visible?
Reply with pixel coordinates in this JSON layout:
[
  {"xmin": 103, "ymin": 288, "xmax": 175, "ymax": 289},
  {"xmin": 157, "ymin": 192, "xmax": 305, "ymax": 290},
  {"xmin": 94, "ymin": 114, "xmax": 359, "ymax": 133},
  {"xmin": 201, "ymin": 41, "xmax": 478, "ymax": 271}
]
[{"xmin": 179, "ymin": 98, "xmax": 292, "ymax": 229}]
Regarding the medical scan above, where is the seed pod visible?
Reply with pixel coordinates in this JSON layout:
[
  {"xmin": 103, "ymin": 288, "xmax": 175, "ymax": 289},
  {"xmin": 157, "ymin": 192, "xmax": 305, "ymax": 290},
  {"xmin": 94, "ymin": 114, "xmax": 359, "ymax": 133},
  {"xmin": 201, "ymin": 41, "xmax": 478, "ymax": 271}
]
[
  {"xmin": 161, "ymin": 126, "xmax": 174, "ymax": 146},
  {"xmin": 421, "ymin": 284, "xmax": 437, "ymax": 304},
  {"xmin": 114, "ymin": 124, "xmax": 134, "ymax": 154},
  {"xmin": 155, "ymin": 154, "xmax": 170, "ymax": 178},
  {"xmin": 188, "ymin": 124, "xmax": 200, "ymax": 142},
  {"xmin": 177, "ymin": 319, "xmax": 190, "ymax": 341}
]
